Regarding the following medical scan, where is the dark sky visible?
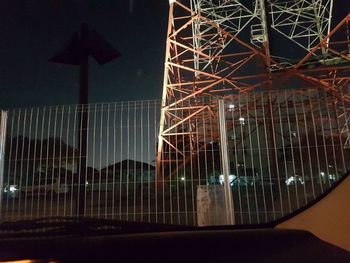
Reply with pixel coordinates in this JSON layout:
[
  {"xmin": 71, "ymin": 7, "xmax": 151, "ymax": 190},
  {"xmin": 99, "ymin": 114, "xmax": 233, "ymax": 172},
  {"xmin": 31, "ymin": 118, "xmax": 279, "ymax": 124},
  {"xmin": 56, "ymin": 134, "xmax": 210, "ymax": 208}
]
[
  {"xmin": 0, "ymin": 0, "xmax": 168, "ymax": 108},
  {"xmin": 0, "ymin": 1, "xmax": 348, "ymax": 109}
]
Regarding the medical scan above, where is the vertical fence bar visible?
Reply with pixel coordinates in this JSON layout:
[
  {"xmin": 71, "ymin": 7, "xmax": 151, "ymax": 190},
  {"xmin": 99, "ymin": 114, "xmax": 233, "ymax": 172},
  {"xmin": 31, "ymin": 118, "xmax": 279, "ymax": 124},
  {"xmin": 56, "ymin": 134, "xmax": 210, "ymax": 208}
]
[
  {"xmin": 30, "ymin": 108, "xmax": 39, "ymax": 219},
  {"xmin": 202, "ymin": 104, "xmax": 209, "ymax": 226},
  {"xmin": 276, "ymin": 92, "xmax": 292, "ymax": 213},
  {"xmin": 261, "ymin": 93, "xmax": 276, "ymax": 220},
  {"xmin": 112, "ymin": 103, "xmax": 117, "ymax": 220},
  {"xmin": 208, "ymin": 105, "xmax": 217, "ymax": 224},
  {"xmin": 147, "ymin": 101, "xmax": 151, "ymax": 222},
  {"xmin": 333, "ymin": 98, "xmax": 346, "ymax": 174},
  {"xmin": 24, "ymin": 108, "xmax": 33, "ymax": 218},
  {"xmin": 240, "ymin": 94, "xmax": 251, "ymax": 224},
  {"xmin": 90, "ymin": 104, "xmax": 97, "ymax": 217},
  {"xmin": 189, "ymin": 114, "xmax": 195, "ymax": 226},
  {"xmin": 71, "ymin": 105, "xmax": 78, "ymax": 217},
  {"xmin": 307, "ymin": 89, "xmax": 323, "ymax": 196},
  {"xmin": 37, "ymin": 108, "xmax": 45, "ymax": 218},
  {"xmin": 284, "ymin": 90, "xmax": 300, "ymax": 209},
  {"xmin": 126, "ymin": 102, "xmax": 130, "ymax": 221},
  {"xmin": 218, "ymin": 100, "xmax": 234, "ymax": 225},
  {"xmin": 18, "ymin": 109, "xmax": 27, "ymax": 218},
  {"xmin": 338, "ymin": 88, "xmax": 348, "ymax": 173},
  {"xmin": 105, "ymin": 104, "xmax": 110, "ymax": 219},
  {"xmin": 119, "ymin": 103, "xmax": 123, "ymax": 220},
  {"xmin": 84, "ymin": 104, "xmax": 90, "ymax": 218},
  {"xmin": 230, "ymin": 99, "xmax": 243, "ymax": 223},
  {"xmin": 300, "ymin": 92, "xmax": 316, "ymax": 201},
  {"xmin": 322, "ymin": 89, "xmax": 339, "ymax": 181},
  {"xmin": 253, "ymin": 92, "xmax": 268, "ymax": 223},
  {"xmin": 98, "ymin": 104, "xmax": 103, "ymax": 218},
  {"xmin": 154, "ymin": 101, "xmax": 158, "ymax": 223},
  {"xmin": 246, "ymin": 93, "xmax": 259, "ymax": 223},
  {"xmin": 49, "ymin": 107, "xmax": 58, "ymax": 216},
  {"xmin": 63, "ymin": 106, "xmax": 71, "ymax": 217},
  {"xmin": 268, "ymin": 91, "xmax": 284, "ymax": 218},
  {"xmin": 292, "ymin": 92, "xmax": 308, "ymax": 206},
  {"xmin": 133, "ymin": 102, "xmax": 137, "ymax": 221},
  {"xmin": 57, "ymin": 106, "xmax": 64, "ymax": 216},
  {"xmin": 5, "ymin": 110, "xmax": 15, "ymax": 221},
  {"xmin": 0, "ymin": 111, "xmax": 8, "ymax": 221},
  {"xmin": 140, "ymin": 101, "xmax": 144, "ymax": 222}
]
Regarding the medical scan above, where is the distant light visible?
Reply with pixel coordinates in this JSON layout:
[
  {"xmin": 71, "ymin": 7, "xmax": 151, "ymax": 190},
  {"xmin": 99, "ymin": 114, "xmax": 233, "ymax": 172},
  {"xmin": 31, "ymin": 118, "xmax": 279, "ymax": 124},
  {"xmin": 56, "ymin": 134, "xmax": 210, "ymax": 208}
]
[
  {"xmin": 9, "ymin": 185, "xmax": 18, "ymax": 192},
  {"xmin": 285, "ymin": 177, "xmax": 294, "ymax": 185},
  {"xmin": 219, "ymin": 174, "xmax": 236, "ymax": 186},
  {"xmin": 239, "ymin": 117, "xmax": 245, "ymax": 125},
  {"xmin": 85, "ymin": 181, "xmax": 89, "ymax": 185},
  {"xmin": 229, "ymin": 175, "xmax": 235, "ymax": 182},
  {"xmin": 320, "ymin": 172, "xmax": 325, "ymax": 177},
  {"xmin": 180, "ymin": 177, "xmax": 185, "ymax": 181},
  {"xmin": 285, "ymin": 176, "xmax": 304, "ymax": 186},
  {"xmin": 228, "ymin": 104, "xmax": 235, "ymax": 111},
  {"xmin": 219, "ymin": 175, "xmax": 224, "ymax": 185}
]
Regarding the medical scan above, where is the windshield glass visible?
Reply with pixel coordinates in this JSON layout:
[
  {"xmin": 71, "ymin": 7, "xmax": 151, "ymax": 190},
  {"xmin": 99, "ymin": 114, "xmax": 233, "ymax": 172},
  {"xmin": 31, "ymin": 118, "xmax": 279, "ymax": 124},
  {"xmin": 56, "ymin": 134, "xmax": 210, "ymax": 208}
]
[{"xmin": 0, "ymin": 0, "xmax": 349, "ymax": 230}]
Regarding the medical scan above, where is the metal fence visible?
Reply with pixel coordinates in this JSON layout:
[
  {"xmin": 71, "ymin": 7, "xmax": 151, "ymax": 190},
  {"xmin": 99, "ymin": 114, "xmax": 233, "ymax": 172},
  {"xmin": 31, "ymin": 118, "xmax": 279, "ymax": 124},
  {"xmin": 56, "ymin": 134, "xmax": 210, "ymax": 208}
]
[
  {"xmin": 222, "ymin": 88, "xmax": 350, "ymax": 224},
  {"xmin": 0, "ymin": 91, "xmax": 349, "ymax": 226},
  {"xmin": 0, "ymin": 101, "xmax": 161, "ymax": 222}
]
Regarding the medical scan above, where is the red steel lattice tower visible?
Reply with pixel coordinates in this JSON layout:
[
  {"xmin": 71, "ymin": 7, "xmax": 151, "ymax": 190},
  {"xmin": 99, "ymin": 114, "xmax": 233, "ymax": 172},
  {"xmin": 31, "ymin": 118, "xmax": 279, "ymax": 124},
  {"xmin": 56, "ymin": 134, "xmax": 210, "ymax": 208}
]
[{"xmin": 156, "ymin": 0, "xmax": 350, "ymax": 191}]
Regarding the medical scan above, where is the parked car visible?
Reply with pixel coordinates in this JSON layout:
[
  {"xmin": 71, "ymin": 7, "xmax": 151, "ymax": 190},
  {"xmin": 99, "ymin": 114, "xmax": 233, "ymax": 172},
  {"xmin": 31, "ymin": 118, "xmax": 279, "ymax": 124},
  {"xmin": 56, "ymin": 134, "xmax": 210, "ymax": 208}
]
[
  {"xmin": 215, "ymin": 168, "xmax": 261, "ymax": 186},
  {"xmin": 3, "ymin": 176, "xmax": 69, "ymax": 198},
  {"xmin": 3, "ymin": 184, "xmax": 20, "ymax": 198}
]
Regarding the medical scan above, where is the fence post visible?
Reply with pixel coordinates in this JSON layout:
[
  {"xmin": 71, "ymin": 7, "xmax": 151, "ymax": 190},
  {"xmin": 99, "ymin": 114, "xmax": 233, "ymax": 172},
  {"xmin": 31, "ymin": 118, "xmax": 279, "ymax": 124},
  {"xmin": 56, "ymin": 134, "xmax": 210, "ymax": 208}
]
[
  {"xmin": 218, "ymin": 100, "xmax": 235, "ymax": 225},
  {"xmin": 0, "ymin": 111, "xmax": 8, "ymax": 220}
]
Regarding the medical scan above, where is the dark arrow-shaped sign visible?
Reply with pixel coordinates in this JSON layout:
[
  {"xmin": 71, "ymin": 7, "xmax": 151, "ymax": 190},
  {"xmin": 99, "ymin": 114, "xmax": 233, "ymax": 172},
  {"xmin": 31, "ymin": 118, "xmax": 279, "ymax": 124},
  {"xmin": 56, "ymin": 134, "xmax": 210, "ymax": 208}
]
[
  {"xmin": 50, "ymin": 23, "xmax": 120, "ymax": 215},
  {"xmin": 50, "ymin": 22, "xmax": 121, "ymax": 104}
]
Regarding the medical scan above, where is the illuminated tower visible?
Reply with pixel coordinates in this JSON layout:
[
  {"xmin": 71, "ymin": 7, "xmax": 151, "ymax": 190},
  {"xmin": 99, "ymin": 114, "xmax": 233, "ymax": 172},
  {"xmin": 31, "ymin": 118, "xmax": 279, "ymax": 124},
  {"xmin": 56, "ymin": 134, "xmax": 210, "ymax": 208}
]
[{"xmin": 156, "ymin": 0, "xmax": 350, "ymax": 223}]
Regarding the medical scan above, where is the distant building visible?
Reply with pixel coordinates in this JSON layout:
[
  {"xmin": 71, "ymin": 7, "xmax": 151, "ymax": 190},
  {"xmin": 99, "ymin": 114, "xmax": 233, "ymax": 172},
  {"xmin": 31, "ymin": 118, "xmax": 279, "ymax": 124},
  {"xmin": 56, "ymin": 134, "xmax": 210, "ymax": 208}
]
[{"xmin": 100, "ymin": 159, "xmax": 155, "ymax": 183}]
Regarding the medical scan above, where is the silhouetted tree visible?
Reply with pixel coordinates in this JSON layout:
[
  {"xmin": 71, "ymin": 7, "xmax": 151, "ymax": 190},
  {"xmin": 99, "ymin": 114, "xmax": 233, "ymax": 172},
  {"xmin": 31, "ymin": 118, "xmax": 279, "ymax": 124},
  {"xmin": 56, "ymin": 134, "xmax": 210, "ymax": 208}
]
[{"xmin": 4, "ymin": 136, "xmax": 79, "ymax": 181}]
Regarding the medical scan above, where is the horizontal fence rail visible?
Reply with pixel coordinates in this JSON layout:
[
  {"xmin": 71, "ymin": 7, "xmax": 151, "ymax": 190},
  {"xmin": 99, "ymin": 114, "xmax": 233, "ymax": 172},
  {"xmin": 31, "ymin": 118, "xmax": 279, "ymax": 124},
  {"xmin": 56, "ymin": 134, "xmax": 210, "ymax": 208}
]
[{"xmin": 0, "ymin": 92, "xmax": 349, "ymax": 226}]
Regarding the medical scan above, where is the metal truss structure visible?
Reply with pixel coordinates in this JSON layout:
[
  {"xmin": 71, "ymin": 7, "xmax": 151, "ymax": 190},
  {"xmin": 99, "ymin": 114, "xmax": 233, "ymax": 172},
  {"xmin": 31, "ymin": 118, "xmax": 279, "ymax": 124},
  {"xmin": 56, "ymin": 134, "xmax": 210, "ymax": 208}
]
[
  {"xmin": 156, "ymin": 0, "xmax": 350, "ymax": 190},
  {"xmin": 190, "ymin": 0, "xmax": 334, "ymax": 67},
  {"xmin": 269, "ymin": 0, "xmax": 334, "ymax": 53}
]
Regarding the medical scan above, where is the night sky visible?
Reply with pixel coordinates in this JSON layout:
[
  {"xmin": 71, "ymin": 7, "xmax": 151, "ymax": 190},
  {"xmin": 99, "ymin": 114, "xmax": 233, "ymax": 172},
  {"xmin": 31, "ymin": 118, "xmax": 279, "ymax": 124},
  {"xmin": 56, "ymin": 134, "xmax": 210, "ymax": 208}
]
[
  {"xmin": 0, "ymin": 0, "xmax": 168, "ymax": 108},
  {"xmin": 0, "ymin": 0, "xmax": 348, "ymax": 109}
]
